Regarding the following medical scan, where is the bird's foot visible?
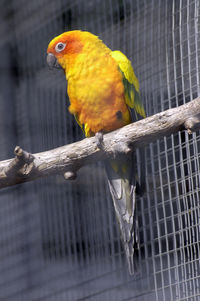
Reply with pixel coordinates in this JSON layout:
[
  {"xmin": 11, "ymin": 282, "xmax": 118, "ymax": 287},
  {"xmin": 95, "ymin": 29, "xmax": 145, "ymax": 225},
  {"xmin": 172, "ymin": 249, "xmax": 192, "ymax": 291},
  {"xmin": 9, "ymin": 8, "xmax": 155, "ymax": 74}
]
[{"xmin": 95, "ymin": 131, "xmax": 104, "ymax": 150}]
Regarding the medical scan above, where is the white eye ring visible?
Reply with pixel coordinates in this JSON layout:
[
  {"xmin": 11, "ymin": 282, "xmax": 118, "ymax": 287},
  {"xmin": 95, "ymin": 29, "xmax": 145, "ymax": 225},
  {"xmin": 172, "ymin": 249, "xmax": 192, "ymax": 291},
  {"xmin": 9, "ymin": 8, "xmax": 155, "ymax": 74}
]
[{"xmin": 55, "ymin": 42, "xmax": 66, "ymax": 53}]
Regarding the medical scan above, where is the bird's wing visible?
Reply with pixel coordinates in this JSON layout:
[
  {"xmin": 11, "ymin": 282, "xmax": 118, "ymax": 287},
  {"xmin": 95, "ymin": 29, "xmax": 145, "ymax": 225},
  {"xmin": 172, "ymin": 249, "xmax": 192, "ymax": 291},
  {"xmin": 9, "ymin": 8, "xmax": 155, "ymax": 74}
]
[
  {"xmin": 105, "ymin": 51, "xmax": 146, "ymax": 274},
  {"xmin": 110, "ymin": 50, "xmax": 146, "ymax": 119}
]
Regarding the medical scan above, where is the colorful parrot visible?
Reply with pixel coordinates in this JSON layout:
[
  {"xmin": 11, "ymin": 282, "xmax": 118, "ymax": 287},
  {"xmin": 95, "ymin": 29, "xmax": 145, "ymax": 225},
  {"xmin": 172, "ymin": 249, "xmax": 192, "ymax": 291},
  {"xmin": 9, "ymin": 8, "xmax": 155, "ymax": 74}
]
[{"xmin": 47, "ymin": 30, "xmax": 146, "ymax": 274}]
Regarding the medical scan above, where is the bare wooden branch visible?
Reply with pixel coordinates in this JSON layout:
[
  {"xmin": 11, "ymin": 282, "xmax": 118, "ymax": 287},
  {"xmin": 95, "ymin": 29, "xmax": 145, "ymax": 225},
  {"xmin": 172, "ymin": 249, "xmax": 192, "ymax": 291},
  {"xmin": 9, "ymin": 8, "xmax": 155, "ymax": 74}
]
[
  {"xmin": 0, "ymin": 97, "xmax": 200, "ymax": 189},
  {"xmin": 5, "ymin": 146, "xmax": 35, "ymax": 177}
]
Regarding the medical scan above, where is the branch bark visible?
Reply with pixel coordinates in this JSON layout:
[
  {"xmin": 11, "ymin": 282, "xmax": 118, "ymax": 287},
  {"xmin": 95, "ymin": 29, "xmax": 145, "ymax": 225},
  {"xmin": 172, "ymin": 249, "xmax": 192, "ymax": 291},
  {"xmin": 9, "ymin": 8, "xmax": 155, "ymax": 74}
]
[{"xmin": 0, "ymin": 97, "xmax": 200, "ymax": 189}]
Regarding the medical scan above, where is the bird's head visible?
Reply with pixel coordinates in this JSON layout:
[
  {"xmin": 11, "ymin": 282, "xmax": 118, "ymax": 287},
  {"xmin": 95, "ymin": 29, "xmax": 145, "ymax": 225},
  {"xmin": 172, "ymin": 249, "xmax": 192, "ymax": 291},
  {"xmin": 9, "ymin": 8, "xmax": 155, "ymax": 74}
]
[{"xmin": 47, "ymin": 30, "xmax": 100, "ymax": 71}]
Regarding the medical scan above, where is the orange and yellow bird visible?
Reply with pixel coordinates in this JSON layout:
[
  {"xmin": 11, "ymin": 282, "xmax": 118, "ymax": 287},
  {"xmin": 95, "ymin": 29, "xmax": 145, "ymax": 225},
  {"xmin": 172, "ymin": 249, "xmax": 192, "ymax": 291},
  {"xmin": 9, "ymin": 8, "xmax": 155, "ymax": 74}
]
[{"xmin": 47, "ymin": 30, "xmax": 146, "ymax": 274}]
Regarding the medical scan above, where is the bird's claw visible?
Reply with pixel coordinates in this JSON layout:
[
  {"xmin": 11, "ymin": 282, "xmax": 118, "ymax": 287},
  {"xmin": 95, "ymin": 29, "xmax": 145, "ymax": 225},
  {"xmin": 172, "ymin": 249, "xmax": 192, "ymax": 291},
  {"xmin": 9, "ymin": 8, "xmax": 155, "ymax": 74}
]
[{"xmin": 95, "ymin": 132, "xmax": 104, "ymax": 150}]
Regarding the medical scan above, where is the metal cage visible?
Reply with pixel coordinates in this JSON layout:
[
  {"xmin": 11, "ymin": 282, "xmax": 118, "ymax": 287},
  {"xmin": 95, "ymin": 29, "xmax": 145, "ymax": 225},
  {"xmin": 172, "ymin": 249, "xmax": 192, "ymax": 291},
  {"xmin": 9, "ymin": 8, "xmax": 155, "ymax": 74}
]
[{"xmin": 0, "ymin": 1, "xmax": 199, "ymax": 300}]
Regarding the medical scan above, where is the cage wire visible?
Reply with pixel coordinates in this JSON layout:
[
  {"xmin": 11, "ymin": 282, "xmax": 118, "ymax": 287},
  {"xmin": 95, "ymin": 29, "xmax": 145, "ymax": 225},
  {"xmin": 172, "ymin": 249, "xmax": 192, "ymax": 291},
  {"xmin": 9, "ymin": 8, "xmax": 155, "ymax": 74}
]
[{"xmin": 0, "ymin": 0, "xmax": 200, "ymax": 300}]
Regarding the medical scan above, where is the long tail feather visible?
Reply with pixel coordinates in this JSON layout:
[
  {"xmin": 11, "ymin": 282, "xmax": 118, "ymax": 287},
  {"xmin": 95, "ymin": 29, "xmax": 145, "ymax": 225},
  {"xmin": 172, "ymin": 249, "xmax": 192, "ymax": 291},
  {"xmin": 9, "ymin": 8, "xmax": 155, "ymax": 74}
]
[{"xmin": 104, "ymin": 153, "xmax": 138, "ymax": 274}]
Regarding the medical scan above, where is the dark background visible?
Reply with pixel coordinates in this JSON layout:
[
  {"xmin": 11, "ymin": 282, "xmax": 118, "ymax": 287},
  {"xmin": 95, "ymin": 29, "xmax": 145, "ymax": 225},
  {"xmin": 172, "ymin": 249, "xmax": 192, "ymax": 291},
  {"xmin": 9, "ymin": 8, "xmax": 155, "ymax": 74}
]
[{"xmin": 0, "ymin": 0, "xmax": 200, "ymax": 300}]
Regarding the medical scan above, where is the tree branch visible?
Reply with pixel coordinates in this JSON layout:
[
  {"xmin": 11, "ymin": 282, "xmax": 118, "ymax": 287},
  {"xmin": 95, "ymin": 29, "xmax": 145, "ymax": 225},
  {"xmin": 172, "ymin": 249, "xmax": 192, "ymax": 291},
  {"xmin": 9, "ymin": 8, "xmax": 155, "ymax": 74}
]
[{"xmin": 0, "ymin": 97, "xmax": 200, "ymax": 189}]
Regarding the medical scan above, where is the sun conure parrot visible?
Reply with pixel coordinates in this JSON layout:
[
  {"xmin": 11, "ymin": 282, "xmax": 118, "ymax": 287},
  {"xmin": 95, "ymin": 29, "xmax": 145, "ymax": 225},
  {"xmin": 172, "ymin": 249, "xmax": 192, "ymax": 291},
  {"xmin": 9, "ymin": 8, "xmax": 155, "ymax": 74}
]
[{"xmin": 46, "ymin": 30, "xmax": 146, "ymax": 274}]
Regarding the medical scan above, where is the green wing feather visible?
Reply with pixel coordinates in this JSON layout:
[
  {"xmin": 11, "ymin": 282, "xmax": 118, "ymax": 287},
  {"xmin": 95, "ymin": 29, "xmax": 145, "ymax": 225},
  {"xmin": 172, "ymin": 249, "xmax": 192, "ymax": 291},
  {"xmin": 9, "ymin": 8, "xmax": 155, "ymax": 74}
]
[
  {"xmin": 110, "ymin": 50, "xmax": 146, "ymax": 119},
  {"xmin": 74, "ymin": 113, "xmax": 83, "ymax": 131},
  {"xmin": 74, "ymin": 114, "xmax": 92, "ymax": 137}
]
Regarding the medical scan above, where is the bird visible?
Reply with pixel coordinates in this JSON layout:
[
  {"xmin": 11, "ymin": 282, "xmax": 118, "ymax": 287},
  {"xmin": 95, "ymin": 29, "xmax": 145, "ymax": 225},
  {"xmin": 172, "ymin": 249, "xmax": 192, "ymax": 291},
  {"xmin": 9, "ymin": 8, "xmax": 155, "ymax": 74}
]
[{"xmin": 47, "ymin": 30, "xmax": 146, "ymax": 274}]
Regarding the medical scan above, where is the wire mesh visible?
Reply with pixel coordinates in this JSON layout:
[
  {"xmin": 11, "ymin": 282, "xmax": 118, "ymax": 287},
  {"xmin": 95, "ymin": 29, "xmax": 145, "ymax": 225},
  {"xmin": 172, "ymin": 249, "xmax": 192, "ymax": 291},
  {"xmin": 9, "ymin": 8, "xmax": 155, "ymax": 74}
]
[{"xmin": 0, "ymin": 0, "xmax": 199, "ymax": 300}]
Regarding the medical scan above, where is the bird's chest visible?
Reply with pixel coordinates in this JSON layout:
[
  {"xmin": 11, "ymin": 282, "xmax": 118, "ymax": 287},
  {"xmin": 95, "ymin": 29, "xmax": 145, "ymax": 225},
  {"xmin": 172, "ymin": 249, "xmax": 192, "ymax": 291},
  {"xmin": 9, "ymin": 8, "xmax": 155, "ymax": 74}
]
[
  {"xmin": 67, "ymin": 53, "xmax": 118, "ymax": 101},
  {"xmin": 66, "ymin": 56, "xmax": 129, "ymax": 134},
  {"xmin": 67, "ymin": 70, "xmax": 116, "ymax": 114}
]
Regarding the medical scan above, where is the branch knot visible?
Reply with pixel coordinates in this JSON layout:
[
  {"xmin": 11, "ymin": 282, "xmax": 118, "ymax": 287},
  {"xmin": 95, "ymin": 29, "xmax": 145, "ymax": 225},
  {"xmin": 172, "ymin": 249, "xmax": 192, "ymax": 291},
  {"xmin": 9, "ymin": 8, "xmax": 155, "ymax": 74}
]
[
  {"xmin": 5, "ymin": 146, "xmax": 35, "ymax": 178},
  {"xmin": 184, "ymin": 115, "xmax": 200, "ymax": 134}
]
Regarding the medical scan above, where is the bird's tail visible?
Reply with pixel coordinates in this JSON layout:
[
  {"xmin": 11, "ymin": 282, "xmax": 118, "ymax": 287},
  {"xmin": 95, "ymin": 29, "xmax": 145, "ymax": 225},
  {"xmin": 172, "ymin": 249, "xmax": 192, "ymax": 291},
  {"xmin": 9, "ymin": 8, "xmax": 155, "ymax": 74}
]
[{"xmin": 104, "ymin": 153, "xmax": 138, "ymax": 274}]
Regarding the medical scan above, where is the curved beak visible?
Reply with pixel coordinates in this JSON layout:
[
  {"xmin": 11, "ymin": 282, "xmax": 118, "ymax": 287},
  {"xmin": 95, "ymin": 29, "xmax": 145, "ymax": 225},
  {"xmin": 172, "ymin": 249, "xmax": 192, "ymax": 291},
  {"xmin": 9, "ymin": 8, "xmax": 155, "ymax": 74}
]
[{"xmin": 46, "ymin": 53, "xmax": 62, "ymax": 69}]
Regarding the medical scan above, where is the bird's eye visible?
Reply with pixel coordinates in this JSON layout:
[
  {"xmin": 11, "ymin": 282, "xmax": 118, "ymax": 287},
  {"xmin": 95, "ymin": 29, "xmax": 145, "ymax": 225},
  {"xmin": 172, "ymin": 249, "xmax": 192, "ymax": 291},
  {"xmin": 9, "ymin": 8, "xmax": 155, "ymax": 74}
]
[{"xmin": 55, "ymin": 42, "xmax": 66, "ymax": 53}]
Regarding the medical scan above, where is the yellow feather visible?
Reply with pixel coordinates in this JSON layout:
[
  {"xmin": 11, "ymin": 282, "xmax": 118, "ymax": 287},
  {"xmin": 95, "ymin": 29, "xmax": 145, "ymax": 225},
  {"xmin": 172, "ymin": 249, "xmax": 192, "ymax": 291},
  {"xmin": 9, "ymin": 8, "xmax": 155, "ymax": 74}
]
[
  {"xmin": 110, "ymin": 51, "xmax": 139, "ymax": 91},
  {"xmin": 84, "ymin": 123, "xmax": 91, "ymax": 137},
  {"xmin": 110, "ymin": 50, "xmax": 146, "ymax": 118}
]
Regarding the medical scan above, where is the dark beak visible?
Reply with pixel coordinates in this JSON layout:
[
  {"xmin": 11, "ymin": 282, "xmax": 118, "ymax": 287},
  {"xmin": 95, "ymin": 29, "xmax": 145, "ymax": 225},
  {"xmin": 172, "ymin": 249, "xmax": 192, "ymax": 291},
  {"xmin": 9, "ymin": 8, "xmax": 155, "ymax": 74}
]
[{"xmin": 46, "ymin": 53, "xmax": 62, "ymax": 69}]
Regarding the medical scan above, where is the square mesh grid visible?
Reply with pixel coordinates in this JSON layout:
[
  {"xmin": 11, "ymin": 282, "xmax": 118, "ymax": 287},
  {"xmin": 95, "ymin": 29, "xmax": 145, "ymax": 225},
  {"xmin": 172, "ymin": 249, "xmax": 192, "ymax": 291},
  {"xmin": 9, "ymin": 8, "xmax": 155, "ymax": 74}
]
[{"xmin": 0, "ymin": 0, "xmax": 199, "ymax": 300}]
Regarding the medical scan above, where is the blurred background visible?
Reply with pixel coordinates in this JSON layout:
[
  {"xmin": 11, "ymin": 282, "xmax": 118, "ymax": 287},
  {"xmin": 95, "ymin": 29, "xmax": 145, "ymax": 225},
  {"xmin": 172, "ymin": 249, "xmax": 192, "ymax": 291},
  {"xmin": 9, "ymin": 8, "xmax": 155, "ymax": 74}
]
[{"xmin": 0, "ymin": 0, "xmax": 200, "ymax": 300}]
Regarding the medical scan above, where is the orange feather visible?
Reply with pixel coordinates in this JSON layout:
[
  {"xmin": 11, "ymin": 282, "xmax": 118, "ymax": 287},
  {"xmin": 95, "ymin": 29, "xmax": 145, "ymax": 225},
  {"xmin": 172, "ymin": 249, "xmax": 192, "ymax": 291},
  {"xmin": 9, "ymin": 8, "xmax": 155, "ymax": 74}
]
[{"xmin": 47, "ymin": 30, "xmax": 131, "ymax": 136}]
